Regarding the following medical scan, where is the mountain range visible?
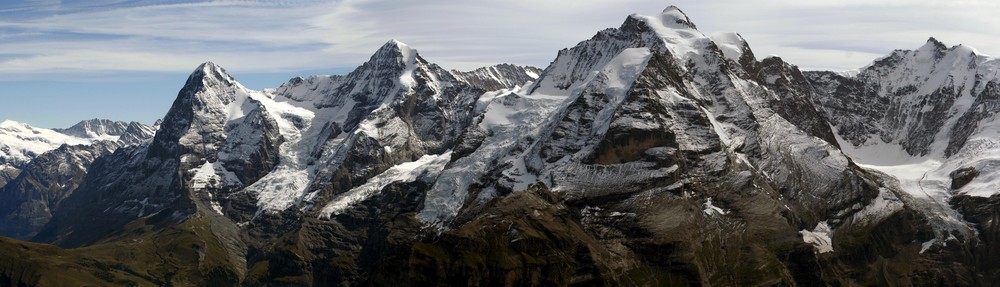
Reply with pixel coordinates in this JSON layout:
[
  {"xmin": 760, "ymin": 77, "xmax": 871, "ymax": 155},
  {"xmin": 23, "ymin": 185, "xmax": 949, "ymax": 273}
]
[{"xmin": 0, "ymin": 6, "xmax": 998, "ymax": 286}]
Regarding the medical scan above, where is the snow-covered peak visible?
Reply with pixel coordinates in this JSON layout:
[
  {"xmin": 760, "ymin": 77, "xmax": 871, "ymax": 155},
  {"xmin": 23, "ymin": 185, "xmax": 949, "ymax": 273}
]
[
  {"xmin": 451, "ymin": 64, "xmax": 542, "ymax": 91},
  {"xmin": 373, "ymin": 39, "xmax": 417, "ymax": 67},
  {"xmin": 274, "ymin": 75, "xmax": 345, "ymax": 102},
  {"xmin": 921, "ymin": 39, "xmax": 985, "ymax": 57},
  {"xmin": 527, "ymin": 6, "xmax": 715, "ymax": 96},
  {"xmin": 386, "ymin": 39, "xmax": 407, "ymax": 47},
  {"xmin": 54, "ymin": 118, "xmax": 130, "ymax": 140},
  {"xmin": 117, "ymin": 121, "xmax": 158, "ymax": 146},
  {"xmin": 0, "ymin": 120, "xmax": 27, "ymax": 129},
  {"xmin": 876, "ymin": 39, "xmax": 994, "ymax": 92},
  {"xmin": 911, "ymin": 38, "xmax": 947, "ymax": 63},
  {"xmin": 643, "ymin": 5, "xmax": 697, "ymax": 30},
  {"xmin": 0, "ymin": 120, "xmax": 94, "ymax": 168},
  {"xmin": 189, "ymin": 61, "xmax": 240, "ymax": 89},
  {"xmin": 189, "ymin": 61, "xmax": 241, "ymax": 97},
  {"xmin": 148, "ymin": 62, "xmax": 248, "ymax": 157},
  {"xmin": 313, "ymin": 39, "xmax": 425, "ymax": 109},
  {"xmin": 711, "ymin": 32, "xmax": 751, "ymax": 62},
  {"xmin": 878, "ymin": 39, "xmax": 988, "ymax": 78},
  {"xmin": 196, "ymin": 61, "xmax": 224, "ymax": 74},
  {"xmin": 920, "ymin": 37, "xmax": 947, "ymax": 52},
  {"xmin": 627, "ymin": 7, "xmax": 712, "ymax": 60},
  {"xmin": 809, "ymin": 37, "xmax": 1000, "ymax": 201}
]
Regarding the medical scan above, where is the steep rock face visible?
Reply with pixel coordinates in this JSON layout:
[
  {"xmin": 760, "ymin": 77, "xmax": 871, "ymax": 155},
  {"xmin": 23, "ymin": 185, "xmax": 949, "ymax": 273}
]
[
  {"xmin": 0, "ymin": 119, "xmax": 156, "ymax": 241},
  {"xmin": 0, "ymin": 167, "xmax": 16, "ymax": 188},
  {"xmin": 750, "ymin": 56, "xmax": 840, "ymax": 147},
  {"xmin": 0, "ymin": 142, "xmax": 116, "ymax": 240},
  {"xmin": 35, "ymin": 62, "xmax": 282, "ymax": 249},
  {"xmin": 117, "ymin": 121, "xmax": 158, "ymax": 146},
  {"xmin": 148, "ymin": 61, "xmax": 243, "ymax": 159}
]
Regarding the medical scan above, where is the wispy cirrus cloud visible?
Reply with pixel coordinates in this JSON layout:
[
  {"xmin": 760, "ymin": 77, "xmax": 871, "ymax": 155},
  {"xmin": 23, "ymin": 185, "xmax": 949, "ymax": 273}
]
[
  {"xmin": 0, "ymin": 0, "xmax": 998, "ymax": 77},
  {"xmin": 0, "ymin": 1, "xmax": 351, "ymax": 74}
]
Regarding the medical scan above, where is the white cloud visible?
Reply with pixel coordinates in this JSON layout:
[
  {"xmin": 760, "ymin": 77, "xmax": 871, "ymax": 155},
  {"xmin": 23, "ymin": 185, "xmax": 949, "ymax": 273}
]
[{"xmin": 0, "ymin": 0, "xmax": 998, "ymax": 76}]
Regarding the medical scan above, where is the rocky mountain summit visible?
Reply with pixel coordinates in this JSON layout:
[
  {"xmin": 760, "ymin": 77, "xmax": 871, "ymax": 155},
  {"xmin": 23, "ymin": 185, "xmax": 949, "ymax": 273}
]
[{"xmin": 0, "ymin": 6, "xmax": 998, "ymax": 287}]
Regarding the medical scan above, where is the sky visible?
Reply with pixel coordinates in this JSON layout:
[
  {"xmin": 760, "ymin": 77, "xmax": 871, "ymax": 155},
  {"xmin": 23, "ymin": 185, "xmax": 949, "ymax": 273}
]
[{"xmin": 1, "ymin": 0, "xmax": 998, "ymax": 128}]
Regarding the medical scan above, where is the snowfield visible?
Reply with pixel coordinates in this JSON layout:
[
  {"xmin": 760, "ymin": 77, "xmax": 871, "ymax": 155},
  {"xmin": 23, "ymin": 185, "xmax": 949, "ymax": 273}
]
[{"xmin": 0, "ymin": 120, "xmax": 120, "ymax": 170}]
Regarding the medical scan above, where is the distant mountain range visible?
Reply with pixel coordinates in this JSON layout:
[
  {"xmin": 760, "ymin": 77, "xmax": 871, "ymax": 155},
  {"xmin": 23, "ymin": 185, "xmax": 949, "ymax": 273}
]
[{"xmin": 0, "ymin": 6, "xmax": 997, "ymax": 286}]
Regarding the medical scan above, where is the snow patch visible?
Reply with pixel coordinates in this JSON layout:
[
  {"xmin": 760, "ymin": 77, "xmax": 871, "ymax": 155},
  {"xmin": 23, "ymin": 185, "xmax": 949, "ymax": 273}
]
[
  {"xmin": 920, "ymin": 238, "xmax": 937, "ymax": 254},
  {"xmin": 800, "ymin": 221, "xmax": 834, "ymax": 254},
  {"xmin": 395, "ymin": 41, "xmax": 419, "ymax": 90},
  {"xmin": 702, "ymin": 197, "xmax": 728, "ymax": 216},
  {"xmin": 710, "ymin": 32, "xmax": 746, "ymax": 62},
  {"xmin": 188, "ymin": 161, "xmax": 241, "ymax": 190},
  {"xmin": 631, "ymin": 8, "xmax": 712, "ymax": 61}
]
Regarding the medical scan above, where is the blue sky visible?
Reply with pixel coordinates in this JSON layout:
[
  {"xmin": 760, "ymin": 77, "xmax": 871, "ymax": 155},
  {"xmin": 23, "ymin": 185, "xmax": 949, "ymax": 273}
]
[{"xmin": 1, "ymin": 0, "xmax": 998, "ymax": 128}]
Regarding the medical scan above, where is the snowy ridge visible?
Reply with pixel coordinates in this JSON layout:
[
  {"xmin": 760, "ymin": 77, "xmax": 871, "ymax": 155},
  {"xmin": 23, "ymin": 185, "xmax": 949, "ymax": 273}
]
[
  {"xmin": 417, "ymin": 91, "xmax": 565, "ymax": 224},
  {"xmin": 629, "ymin": 6, "xmax": 715, "ymax": 61},
  {"xmin": 451, "ymin": 64, "xmax": 542, "ymax": 91},
  {"xmin": 105, "ymin": 39, "xmax": 498, "ymax": 217},
  {"xmin": 319, "ymin": 152, "xmax": 451, "ymax": 218},
  {"xmin": 53, "ymin": 119, "xmax": 130, "ymax": 140},
  {"xmin": 0, "ymin": 118, "xmax": 151, "ymax": 171},
  {"xmin": 117, "ymin": 121, "xmax": 158, "ymax": 146},
  {"xmin": 274, "ymin": 75, "xmax": 345, "ymax": 102},
  {"xmin": 417, "ymin": 46, "xmax": 659, "ymax": 225},
  {"xmin": 0, "ymin": 120, "xmax": 93, "ymax": 168},
  {"xmin": 710, "ymin": 32, "xmax": 750, "ymax": 62}
]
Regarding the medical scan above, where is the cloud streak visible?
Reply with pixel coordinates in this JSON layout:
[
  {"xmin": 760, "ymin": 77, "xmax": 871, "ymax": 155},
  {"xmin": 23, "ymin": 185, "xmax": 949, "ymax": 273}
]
[{"xmin": 0, "ymin": 0, "xmax": 998, "ymax": 77}]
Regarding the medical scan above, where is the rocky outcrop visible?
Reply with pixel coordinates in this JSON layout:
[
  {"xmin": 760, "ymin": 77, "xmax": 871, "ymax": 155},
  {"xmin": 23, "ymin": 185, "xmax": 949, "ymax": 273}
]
[{"xmin": 0, "ymin": 167, "xmax": 16, "ymax": 188}]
